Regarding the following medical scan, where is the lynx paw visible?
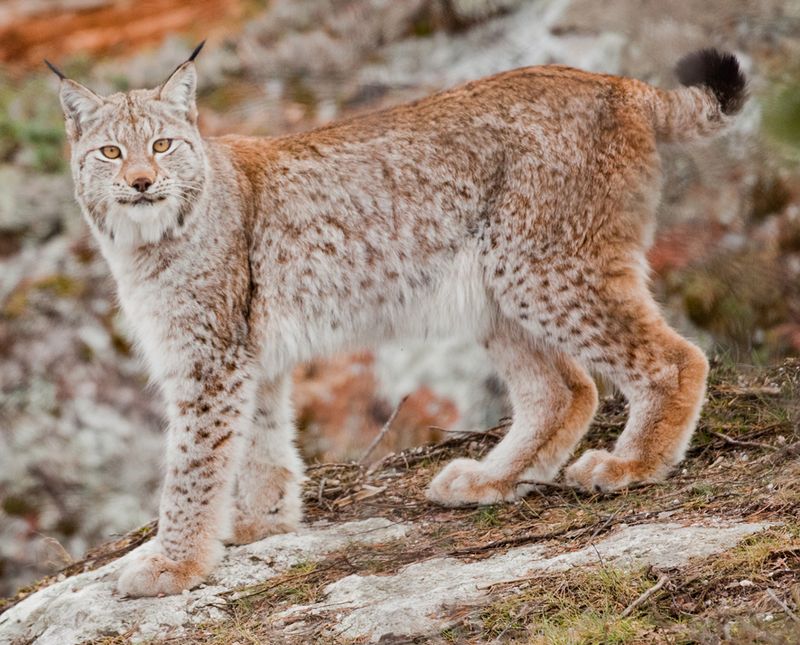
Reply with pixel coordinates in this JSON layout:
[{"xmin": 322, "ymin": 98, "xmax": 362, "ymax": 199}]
[
  {"xmin": 427, "ymin": 458, "xmax": 516, "ymax": 507},
  {"xmin": 227, "ymin": 479, "xmax": 302, "ymax": 545},
  {"xmin": 117, "ymin": 552, "xmax": 205, "ymax": 597},
  {"xmin": 565, "ymin": 449, "xmax": 659, "ymax": 492},
  {"xmin": 228, "ymin": 514, "xmax": 299, "ymax": 545}
]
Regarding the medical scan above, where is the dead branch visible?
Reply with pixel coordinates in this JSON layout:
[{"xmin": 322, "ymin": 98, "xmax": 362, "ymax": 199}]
[
  {"xmin": 709, "ymin": 430, "xmax": 777, "ymax": 451},
  {"xmin": 620, "ymin": 574, "xmax": 669, "ymax": 618},
  {"xmin": 359, "ymin": 395, "xmax": 409, "ymax": 465},
  {"xmin": 766, "ymin": 587, "xmax": 800, "ymax": 624}
]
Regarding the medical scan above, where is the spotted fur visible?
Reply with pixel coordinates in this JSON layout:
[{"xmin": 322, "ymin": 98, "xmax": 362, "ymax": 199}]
[{"xmin": 54, "ymin": 48, "xmax": 744, "ymax": 596}]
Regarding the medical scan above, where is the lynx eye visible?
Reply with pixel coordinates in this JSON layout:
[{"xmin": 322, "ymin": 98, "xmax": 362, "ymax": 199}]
[
  {"xmin": 100, "ymin": 145, "xmax": 121, "ymax": 159},
  {"xmin": 153, "ymin": 138, "xmax": 172, "ymax": 153}
]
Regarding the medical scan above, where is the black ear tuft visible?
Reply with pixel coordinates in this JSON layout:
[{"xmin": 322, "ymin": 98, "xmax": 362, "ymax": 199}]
[
  {"xmin": 188, "ymin": 40, "xmax": 206, "ymax": 63},
  {"xmin": 44, "ymin": 59, "xmax": 66, "ymax": 80},
  {"xmin": 675, "ymin": 48, "xmax": 747, "ymax": 115}
]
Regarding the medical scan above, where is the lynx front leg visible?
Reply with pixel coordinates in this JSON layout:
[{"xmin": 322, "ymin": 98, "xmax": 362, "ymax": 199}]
[
  {"xmin": 229, "ymin": 375, "xmax": 304, "ymax": 544},
  {"xmin": 117, "ymin": 350, "xmax": 256, "ymax": 597}
]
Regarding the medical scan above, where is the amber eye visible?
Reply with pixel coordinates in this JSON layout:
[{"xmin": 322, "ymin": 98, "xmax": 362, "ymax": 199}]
[
  {"xmin": 101, "ymin": 145, "xmax": 121, "ymax": 159},
  {"xmin": 152, "ymin": 138, "xmax": 172, "ymax": 153}
]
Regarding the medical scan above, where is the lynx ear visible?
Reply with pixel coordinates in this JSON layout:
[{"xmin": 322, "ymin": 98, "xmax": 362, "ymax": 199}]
[
  {"xmin": 46, "ymin": 61, "xmax": 104, "ymax": 139},
  {"xmin": 159, "ymin": 42, "xmax": 204, "ymax": 123}
]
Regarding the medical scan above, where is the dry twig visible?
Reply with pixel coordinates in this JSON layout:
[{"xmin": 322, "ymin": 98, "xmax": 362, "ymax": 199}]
[
  {"xmin": 710, "ymin": 430, "xmax": 777, "ymax": 451},
  {"xmin": 766, "ymin": 587, "xmax": 800, "ymax": 623},
  {"xmin": 620, "ymin": 574, "xmax": 669, "ymax": 618},
  {"xmin": 359, "ymin": 395, "xmax": 409, "ymax": 465}
]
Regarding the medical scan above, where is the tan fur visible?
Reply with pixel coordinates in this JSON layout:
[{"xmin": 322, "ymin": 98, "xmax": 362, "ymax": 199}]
[{"xmin": 55, "ymin": 54, "xmax": 736, "ymax": 596}]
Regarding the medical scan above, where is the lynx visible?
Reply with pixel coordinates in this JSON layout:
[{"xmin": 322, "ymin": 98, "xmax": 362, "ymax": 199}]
[{"xmin": 50, "ymin": 45, "xmax": 746, "ymax": 596}]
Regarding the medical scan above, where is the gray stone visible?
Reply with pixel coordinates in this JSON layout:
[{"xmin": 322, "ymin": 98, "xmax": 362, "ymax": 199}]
[
  {"xmin": 0, "ymin": 519, "xmax": 772, "ymax": 644},
  {"xmin": 280, "ymin": 521, "xmax": 772, "ymax": 642},
  {"xmin": 0, "ymin": 518, "xmax": 410, "ymax": 645}
]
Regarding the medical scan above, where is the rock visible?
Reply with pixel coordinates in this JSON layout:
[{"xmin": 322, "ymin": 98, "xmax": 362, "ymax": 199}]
[
  {"xmin": 0, "ymin": 519, "xmax": 771, "ymax": 644},
  {"xmin": 279, "ymin": 521, "xmax": 771, "ymax": 642},
  {"xmin": 359, "ymin": 0, "xmax": 626, "ymax": 88},
  {"xmin": 0, "ymin": 518, "xmax": 410, "ymax": 645},
  {"xmin": 0, "ymin": 166, "xmax": 80, "ymax": 242}
]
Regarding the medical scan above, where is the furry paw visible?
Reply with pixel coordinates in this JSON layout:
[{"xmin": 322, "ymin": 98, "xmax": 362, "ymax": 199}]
[
  {"xmin": 117, "ymin": 552, "xmax": 205, "ymax": 597},
  {"xmin": 427, "ymin": 458, "xmax": 516, "ymax": 507},
  {"xmin": 565, "ymin": 449, "xmax": 658, "ymax": 492},
  {"xmin": 227, "ymin": 477, "xmax": 302, "ymax": 545},
  {"xmin": 227, "ymin": 514, "xmax": 299, "ymax": 545}
]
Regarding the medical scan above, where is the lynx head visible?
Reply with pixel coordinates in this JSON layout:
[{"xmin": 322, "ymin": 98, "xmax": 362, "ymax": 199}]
[{"xmin": 50, "ymin": 44, "xmax": 207, "ymax": 247}]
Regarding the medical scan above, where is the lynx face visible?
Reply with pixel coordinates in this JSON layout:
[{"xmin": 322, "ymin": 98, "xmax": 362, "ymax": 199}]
[{"xmin": 60, "ymin": 64, "xmax": 206, "ymax": 246}]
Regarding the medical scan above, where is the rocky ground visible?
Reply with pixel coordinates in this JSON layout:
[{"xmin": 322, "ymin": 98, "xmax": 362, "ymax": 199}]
[
  {"xmin": 1, "ymin": 360, "xmax": 799, "ymax": 643},
  {"xmin": 1, "ymin": 0, "xmax": 800, "ymax": 625}
]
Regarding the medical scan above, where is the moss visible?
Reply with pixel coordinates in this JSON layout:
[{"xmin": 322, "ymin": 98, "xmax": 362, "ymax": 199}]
[
  {"xmin": 473, "ymin": 505, "xmax": 503, "ymax": 528},
  {"xmin": 285, "ymin": 75, "xmax": 317, "ymax": 117},
  {"xmin": 2, "ymin": 495, "xmax": 38, "ymax": 517},
  {"xmin": 55, "ymin": 516, "xmax": 80, "ymax": 537},
  {"xmin": 674, "ymin": 524, "xmax": 800, "ymax": 643},
  {"xmin": 411, "ymin": 12, "xmax": 436, "ymax": 37},
  {"xmin": 678, "ymin": 250, "xmax": 791, "ymax": 358},
  {"xmin": 534, "ymin": 613, "xmax": 652, "ymax": 645},
  {"xmin": 749, "ymin": 173, "xmax": 792, "ymax": 221},
  {"xmin": 78, "ymin": 341, "xmax": 95, "ymax": 362},
  {"xmin": 0, "ymin": 73, "xmax": 66, "ymax": 173},
  {"xmin": 2, "ymin": 288, "xmax": 29, "ymax": 318},
  {"xmin": 199, "ymin": 82, "xmax": 259, "ymax": 113},
  {"xmin": 688, "ymin": 482, "xmax": 716, "ymax": 505},
  {"xmin": 478, "ymin": 566, "xmax": 659, "ymax": 643},
  {"xmin": 762, "ymin": 72, "xmax": 800, "ymax": 158},
  {"xmin": 472, "ymin": 525, "xmax": 800, "ymax": 644},
  {"xmin": 699, "ymin": 525, "xmax": 800, "ymax": 581},
  {"xmin": 108, "ymin": 74, "xmax": 130, "ymax": 92},
  {"xmin": 3, "ymin": 274, "xmax": 88, "ymax": 319},
  {"xmin": 34, "ymin": 274, "xmax": 85, "ymax": 298}
]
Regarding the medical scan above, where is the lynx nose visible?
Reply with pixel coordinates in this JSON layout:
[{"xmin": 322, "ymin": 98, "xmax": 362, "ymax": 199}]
[
  {"xmin": 131, "ymin": 177, "xmax": 153, "ymax": 193},
  {"xmin": 124, "ymin": 165, "xmax": 156, "ymax": 193}
]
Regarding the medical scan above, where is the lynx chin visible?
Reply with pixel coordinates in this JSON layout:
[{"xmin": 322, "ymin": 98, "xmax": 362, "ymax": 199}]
[{"xmin": 51, "ymin": 44, "xmax": 746, "ymax": 597}]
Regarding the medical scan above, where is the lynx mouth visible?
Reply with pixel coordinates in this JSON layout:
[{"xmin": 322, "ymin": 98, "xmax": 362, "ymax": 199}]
[{"xmin": 118, "ymin": 196, "xmax": 167, "ymax": 206}]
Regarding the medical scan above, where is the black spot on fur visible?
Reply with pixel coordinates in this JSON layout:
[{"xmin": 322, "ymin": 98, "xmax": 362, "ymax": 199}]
[{"xmin": 675, "ymin": 48, "xmax": 747, "ymax": 115}]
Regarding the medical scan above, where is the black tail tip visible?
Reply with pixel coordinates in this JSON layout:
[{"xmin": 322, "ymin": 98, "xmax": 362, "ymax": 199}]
[{"xmin": 675, "ymin": 48, "xmax": 747, "ymax": 115}]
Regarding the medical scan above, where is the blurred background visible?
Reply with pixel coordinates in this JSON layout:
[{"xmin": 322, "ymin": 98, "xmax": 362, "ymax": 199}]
[{"xmin": 0, "ymin": 0, "xmax": 798, "ymax": 596}]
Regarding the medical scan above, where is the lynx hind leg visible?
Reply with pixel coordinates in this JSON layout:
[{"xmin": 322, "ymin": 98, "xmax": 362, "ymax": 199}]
[
  {"xmin": 481, "ymin": 199, "xmax": 708, "ymax": 493},
  {"xmin": 563, "ymin": 281, "xmax": 709, "ymax": 491},
  {"xmin": 427, "ymin": 321, "xmax": 598, "ymax": 507},
  {"xmin": 228, "ymin": 375, "xmax": 304, "ymax": 544},
  {"xmin": 497, "ymin": 257, "xmax": 708, "ymax": 493}
]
